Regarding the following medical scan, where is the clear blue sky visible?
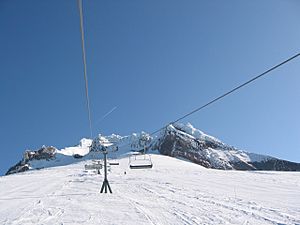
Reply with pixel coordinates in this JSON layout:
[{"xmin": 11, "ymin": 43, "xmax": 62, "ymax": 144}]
[{"xmin": 0, "ymin": 0, "xmax": 300, "ymax": 175}]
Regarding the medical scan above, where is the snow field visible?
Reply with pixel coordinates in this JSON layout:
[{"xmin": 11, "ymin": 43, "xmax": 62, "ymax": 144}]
[{"xmin": 0, "ymin": 154, "xmax": 299, "ymax": 225}]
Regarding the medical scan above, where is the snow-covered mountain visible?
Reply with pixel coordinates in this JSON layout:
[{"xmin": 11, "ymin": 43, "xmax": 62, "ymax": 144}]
[
  {"xmin": 155, "ymin": 123, "xmax": 300, "ymax": 171},
  {"xmin": 5, "ymin": 123, "xmax": 300, "ymax": 175}
]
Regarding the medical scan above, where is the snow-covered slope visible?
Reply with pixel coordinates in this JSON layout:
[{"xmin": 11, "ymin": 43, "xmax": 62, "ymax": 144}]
[
  {"xmin": 1, "ymin": 154, "xmax": 299, "ymax": 225},
  {"xmin": 5, "ymin": 122, "xmax": 300, "ymax": 175}
]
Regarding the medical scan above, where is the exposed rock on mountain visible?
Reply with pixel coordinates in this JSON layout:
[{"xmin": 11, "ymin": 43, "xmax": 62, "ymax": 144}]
[
  {"xmin": 156, "ymin": 123, "xmax": 300, "ymax": 171},
  {"xmin": 6, "ymin": 146, "xmax": 57, "ymax": 175}
]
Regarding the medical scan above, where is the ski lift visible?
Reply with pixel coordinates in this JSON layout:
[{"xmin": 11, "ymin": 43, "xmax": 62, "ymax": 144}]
[
  {"xmin": 109, "ymin": 161, "xmax": 119, "ymax": 166},
  {"xmin": 109, "ymin": 152, "xmax": 119, "ymax": 166},
  {"xmin": 129, "ymin": 135, "xmax": 153, "ymax": 169},
  {"xmin": 108, "ymin": 147, "xmax": 119, "ymax": 166},
  {"xmin": 129, "ymin": 146, "xmax": 153, "ymax": 169}
]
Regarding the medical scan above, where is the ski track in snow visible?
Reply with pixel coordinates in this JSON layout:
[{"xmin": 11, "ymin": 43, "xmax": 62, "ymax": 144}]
[{"xmin": 0, "ymin": 155, "xmax": 300, "ymax": 225}]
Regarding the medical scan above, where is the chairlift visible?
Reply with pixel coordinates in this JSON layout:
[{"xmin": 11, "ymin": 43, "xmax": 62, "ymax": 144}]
[
  {"xmin": 108, "ymin": 151, "xmax": 119, "ymax": 166},
  {"xmin": 129, "ymin": 151, "xmax": 153, "ymax": 169},
  {"xmin": 109, "ymin": 161, "xmax": 119, "ymax": 166}
]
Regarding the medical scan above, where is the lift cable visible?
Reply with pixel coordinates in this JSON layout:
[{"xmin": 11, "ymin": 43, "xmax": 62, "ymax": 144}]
[
  {"xmin": 149, "ymin": 52, "xmax": 300, "ymax": 136},
  {"xmin": 78, "ymin": 0, "xmax": 93, "ymax": 138},
  {"xmin": 115, "ymin": 52, "xmax": 300, "ymax": 150}
]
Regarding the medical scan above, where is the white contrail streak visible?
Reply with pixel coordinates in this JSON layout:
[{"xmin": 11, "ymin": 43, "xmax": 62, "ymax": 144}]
[{"xmin": 95, "ymin": 106, "xmax": 118, "ymax": 125}]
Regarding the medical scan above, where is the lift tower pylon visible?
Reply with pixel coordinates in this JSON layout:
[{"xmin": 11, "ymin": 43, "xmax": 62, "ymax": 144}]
[{"xmin": 100, "ymin": 150, "xmax": 112, "ymax": 193}]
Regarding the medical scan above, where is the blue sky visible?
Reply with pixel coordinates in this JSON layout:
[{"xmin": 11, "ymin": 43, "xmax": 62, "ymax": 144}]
[{"xmin": 0, "ymin": 0, "xmax": 300, "ymax": 175}]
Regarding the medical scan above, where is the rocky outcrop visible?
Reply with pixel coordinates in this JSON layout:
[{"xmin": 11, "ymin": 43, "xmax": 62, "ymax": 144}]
[
  {"xmin": 157, "ymin": 124, "xmax": 300, "ymax": 171},
  {"xmin": 5, "ymin": 146, "xmax": 57, "ymax": 175},
  {"xmin": 5, "ymin": 161, "xmax": 30, "ymax": 175},
  {"xmin": 24, "ymin": 146, "xmax": 56, "ymax": 161},
  {"xmin": 249, "ymin": 159, "xmax": 300, "ymax": 171}
]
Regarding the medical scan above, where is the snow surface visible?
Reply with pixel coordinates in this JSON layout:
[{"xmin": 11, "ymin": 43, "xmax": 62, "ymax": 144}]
[
  {"xmin": 1, "ymin": 154, "xmax": 299, "ymax": 225},
  {"xmin": 58, "ymin": 139, "xmax": 92, "ymax": 156}
]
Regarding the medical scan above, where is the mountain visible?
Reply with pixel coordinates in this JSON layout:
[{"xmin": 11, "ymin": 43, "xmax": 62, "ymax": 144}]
[
  {"xmin": 1, "ymin": 154, "xmax": 300, "ymax": 224},
  {"xmin": 5, "ymin": 123, "xmax": 300, "ymax": 175},
  {"xmin": 155, "ymin": 123, "xmax": 300, "ymax": 171}
]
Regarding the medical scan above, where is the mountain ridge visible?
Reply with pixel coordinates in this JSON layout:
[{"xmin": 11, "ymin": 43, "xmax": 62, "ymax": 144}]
[{"xmin": 5, "ymin": 123, "xmax": 300, "ymax": 175}]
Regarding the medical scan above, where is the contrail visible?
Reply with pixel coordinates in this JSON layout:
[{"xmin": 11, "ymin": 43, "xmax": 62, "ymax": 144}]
[{"xmin": 95, "ymin": 106, "xmax": 118, "ymax": 125}]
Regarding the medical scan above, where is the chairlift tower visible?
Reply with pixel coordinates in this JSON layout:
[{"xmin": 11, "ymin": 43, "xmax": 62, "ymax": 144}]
[
  {"xmin": 91, "ymin": 137, "xmax": 118, "ymax": 193},
  {"xmin": 100, "ymin": 148, "xmax": 112, "ymax": 193}
]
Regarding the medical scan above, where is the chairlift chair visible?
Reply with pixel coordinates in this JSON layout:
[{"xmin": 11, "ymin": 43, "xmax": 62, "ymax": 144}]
[
  {"xmin": 109, "ymin": 161, "xmax": 119, "ymax": 166},
  {"xmin": 108, "ymin": 151, "xmax": 119, "ymax": 166},
  {"xmin": 129, "ymin": 152, "xmax": 153, "ymax": 169}
]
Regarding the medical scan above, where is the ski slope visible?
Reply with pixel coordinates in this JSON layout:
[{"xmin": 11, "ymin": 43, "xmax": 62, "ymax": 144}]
[{"xmin": 1, "ymin": 154, "xmax": 299, "ymax": 225}]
